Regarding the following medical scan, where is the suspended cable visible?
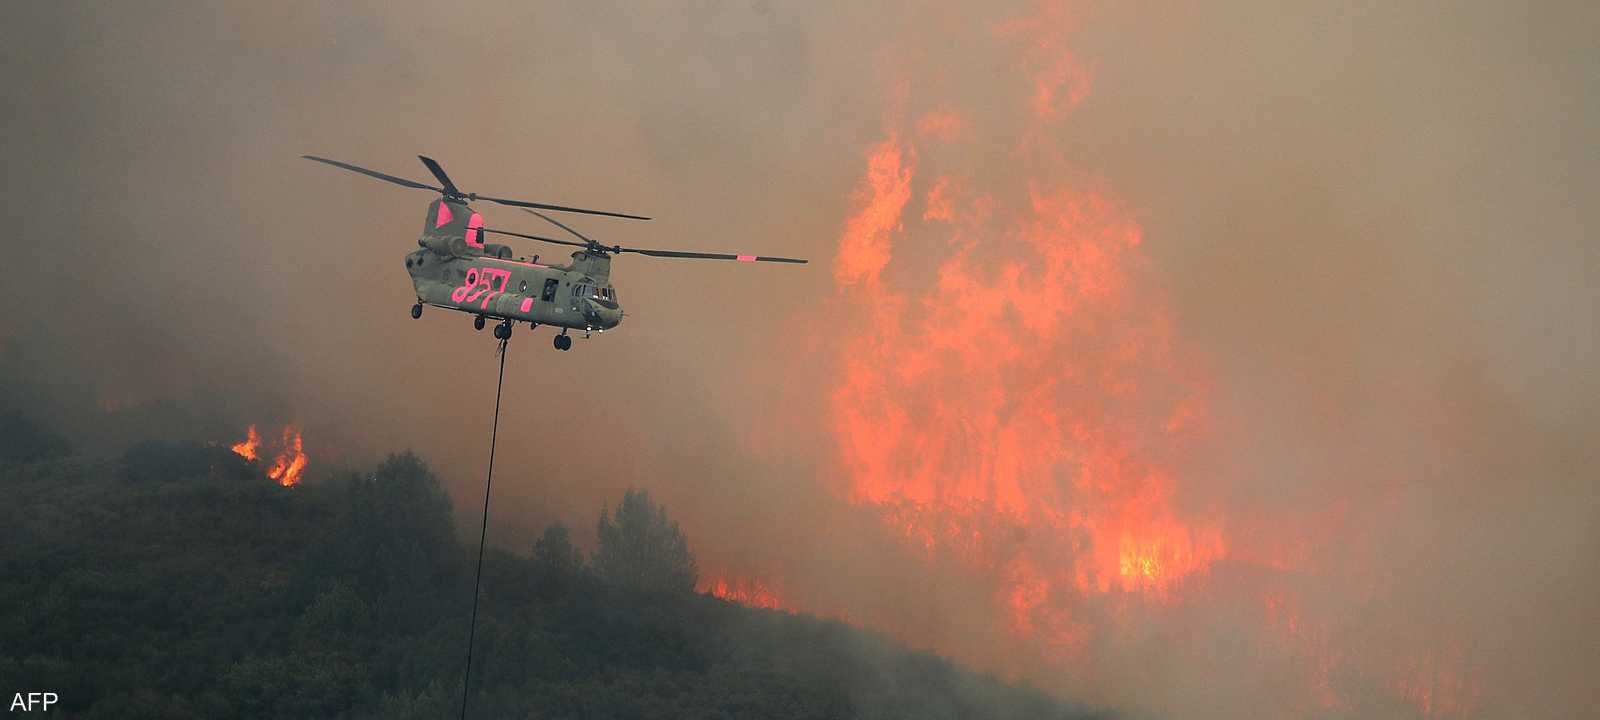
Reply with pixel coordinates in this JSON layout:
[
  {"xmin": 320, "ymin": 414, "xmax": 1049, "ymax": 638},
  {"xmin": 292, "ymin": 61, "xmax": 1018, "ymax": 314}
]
[{"xmin": 460, "ymin": 333, "xmax": 509, "ymax": 720}]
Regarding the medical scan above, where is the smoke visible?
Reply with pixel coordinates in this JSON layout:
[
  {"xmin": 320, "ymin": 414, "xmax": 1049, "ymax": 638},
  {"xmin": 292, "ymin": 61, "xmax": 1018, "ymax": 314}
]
[
  {"xmin": 1069, "ymin": 3, "xmax": 1600, "ymax": 715},
  {"xmin": 3, "ymin": 1, "xmax": 1596, "ymax": 717}
]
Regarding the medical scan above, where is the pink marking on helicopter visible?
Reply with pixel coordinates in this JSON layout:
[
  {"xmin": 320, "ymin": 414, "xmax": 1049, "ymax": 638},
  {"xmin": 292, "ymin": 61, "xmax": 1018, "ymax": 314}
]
[
  {"xmin": 434, "ymin": 202, "xmax": 454, "ymax": 228},
  {"xmin": 464, "ymin": 212, "xmax": 484, "ymax": 249},
  {"xmin": 520, "ymin": 297, "xmax": 534, "ymax": 313},
  {"xmin": 737, "ymin": 255, "xmax": 756, "ymax": 262},
  {"xmin": 463, "ymin": 268, "xmax": 511, "ymax": 307},
  {"xmin": 451, "ymin": 267, "xmax": 479, "ymax": 303}
]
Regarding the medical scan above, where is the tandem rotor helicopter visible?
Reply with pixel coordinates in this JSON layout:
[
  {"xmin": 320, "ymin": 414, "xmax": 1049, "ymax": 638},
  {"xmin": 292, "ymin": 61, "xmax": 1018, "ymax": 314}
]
[{"xmin": 303, "ymin": 155, "xmax": 807, "ymax": 351}]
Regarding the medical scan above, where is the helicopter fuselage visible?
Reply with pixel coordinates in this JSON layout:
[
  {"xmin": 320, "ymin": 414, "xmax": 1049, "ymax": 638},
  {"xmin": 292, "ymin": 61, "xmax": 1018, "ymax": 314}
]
[
  {"xmin": 406, "ymin": 198, "xmax": 622, "ymax": 334},
  {"xmin": 407, "ymin": 250, "xmax": 621, "ymax": 332}
]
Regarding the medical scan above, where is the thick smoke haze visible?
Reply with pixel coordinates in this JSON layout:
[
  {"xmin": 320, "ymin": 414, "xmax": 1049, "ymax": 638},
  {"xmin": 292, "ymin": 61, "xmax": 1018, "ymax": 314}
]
[{"xmin": 3, "ymin": 2, "xmax": 1596, "ymax": 717}]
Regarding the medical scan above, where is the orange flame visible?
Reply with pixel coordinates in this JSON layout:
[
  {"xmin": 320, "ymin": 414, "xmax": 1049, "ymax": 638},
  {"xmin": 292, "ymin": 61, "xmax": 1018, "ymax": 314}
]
[
  {"xmin": 830, "ymin": 127, "xmax": 1221, "ymax": 604},
  {"xmin": 265, "ymin": 426, "xmax": 307, "ymax": 487},
  {"xmin": 702, "ymin": 576, "xmax": 785, "ymax": 611},
  {"xmin": 230, "ymin": 425, "xmax": 261, "ymax": 462},
  {"xmin": 833, "ymin": 132, "xmax": 914, "ymax": 289},
  {"xmin": 230, "ymin": 424, "xmax": 306, "ymax": 487}
]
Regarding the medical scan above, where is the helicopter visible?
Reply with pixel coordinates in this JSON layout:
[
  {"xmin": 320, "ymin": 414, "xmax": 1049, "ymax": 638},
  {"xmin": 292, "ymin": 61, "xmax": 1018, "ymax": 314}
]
[{"xmin": 302, "ymin": 155, "xmax": 807, "ymax": 351}]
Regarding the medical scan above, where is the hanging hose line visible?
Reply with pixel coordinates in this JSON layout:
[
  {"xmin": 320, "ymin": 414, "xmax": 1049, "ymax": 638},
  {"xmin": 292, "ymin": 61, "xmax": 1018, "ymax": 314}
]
[{"xmin": 460, "ymin": 334, "xmax": 508, "ymax": 720}]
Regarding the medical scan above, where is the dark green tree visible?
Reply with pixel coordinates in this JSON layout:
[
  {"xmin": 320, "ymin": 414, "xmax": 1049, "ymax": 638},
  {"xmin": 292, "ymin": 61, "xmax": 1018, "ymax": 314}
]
[
  {"xmin": 0, "ymin": 409, "xmax": 69, "ymax": 463},
  {"xmin": 593, "ymin": 489, "xmax": 698, "ymax": 593},
  {"xmin": 532, "ymin": 522, "xmax": 584, "ymax": 576}
]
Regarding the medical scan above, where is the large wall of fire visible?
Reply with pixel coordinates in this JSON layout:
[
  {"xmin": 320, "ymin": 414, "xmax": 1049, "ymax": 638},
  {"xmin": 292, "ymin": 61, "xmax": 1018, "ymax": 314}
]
[{"xmin": 704, "ymin": 3, "xmax": 1486, "ymax": 717}]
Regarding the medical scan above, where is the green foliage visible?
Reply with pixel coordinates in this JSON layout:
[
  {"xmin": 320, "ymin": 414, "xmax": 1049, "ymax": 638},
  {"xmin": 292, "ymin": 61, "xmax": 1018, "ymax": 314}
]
[
  {"xmin": 0, "ymin": 445, "xmax": 1110, "ymax": 720},
  {"xmin": 531, "ymin": 522, "xmax": 588, "ymax": 598},
  {"xmin": 118, "ymin": 439, "xmax": 249, "ymax": 484},
  {"xmin": 0, "ymin": 409, "xmax": 70, "ymax": 463},
  {"xmin": 594, "ymin": 488, "xmax": 699, "ymax": 594}
]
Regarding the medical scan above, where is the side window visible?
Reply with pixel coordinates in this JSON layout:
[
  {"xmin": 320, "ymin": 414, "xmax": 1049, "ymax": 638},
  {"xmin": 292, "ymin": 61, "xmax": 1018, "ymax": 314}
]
[
  {"xmin": 541, "ymin": 278, "xmax": 559, "ymax": 302},
  {"xmin": 519, "ymin": 280, "xmax": 528, "ymax": 294}
]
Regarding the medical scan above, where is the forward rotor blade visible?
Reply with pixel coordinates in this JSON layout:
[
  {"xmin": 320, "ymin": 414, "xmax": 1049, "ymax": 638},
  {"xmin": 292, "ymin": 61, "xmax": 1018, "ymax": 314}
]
[
  {"xmin": 521, "ymin": 208, "xmax": 597, "ymax": 244},
  {"xmin": 624, "ymin": 248, "xmax": 808, "ymax": 264},
  {"xmin": 302, "ymin": 155, "xmax": 441, "ymax": 192},
  {"xmin": 479, "ymin": 227, "xmax": 590, "ymax": 249},
  {"xmin": 416, "ymin": 155, "xmax": 460, "ymax": 196},
  {"xmin": 480, "ymin": 195, "xmax": 652, "ymax": 221},
  {"xmin": 306, "ymin": 154, "xmax": 650, "ymax": 220}
]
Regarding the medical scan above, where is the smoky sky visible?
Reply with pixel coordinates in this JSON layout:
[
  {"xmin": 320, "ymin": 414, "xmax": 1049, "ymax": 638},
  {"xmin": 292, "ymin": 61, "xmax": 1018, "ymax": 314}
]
[{"xmin": 3, "ymin": 1, "xmax": 1597, "ymax": 717}]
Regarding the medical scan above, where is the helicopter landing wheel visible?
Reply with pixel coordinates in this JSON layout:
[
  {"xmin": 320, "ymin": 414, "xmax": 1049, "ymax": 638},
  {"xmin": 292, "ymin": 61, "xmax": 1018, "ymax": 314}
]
[
  {"xmin": 553, "ymin": 334, "xmax": 572, "ymax": 351},
  {"xmin": 474, "ymin": 315, "xmax": 486, "ymax": 331},
  {"xmin": 493, "ymin": 322, "xmax": 512, "ymax": 340},
  {"xmin": 410, "ymin": 303, "xmax": 422, "ymax": 319}
]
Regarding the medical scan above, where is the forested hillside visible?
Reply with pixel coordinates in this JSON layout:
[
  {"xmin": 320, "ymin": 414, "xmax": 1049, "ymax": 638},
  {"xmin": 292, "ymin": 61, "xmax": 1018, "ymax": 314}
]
[{"xmin": 0, "ymin": 425, "xmax": 1112, "ymax": 719}]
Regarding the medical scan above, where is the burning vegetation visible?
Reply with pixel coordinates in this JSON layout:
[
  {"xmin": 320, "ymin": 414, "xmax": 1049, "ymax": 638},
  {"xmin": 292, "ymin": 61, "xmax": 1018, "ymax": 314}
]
[
  {"xmin": 229, "ymin": 425, "xmax": 260, "ymax": 461},
  {"xmin": 728, "ymin": 2, "xmax": 1492, "ymax": 716},
  {"xmin": 230, "ymin": 424, "xmax": 307, "ymax": 487},
  {"xmin": 702, "ymin": 576, "xmax": 786, "ymax": 611}
]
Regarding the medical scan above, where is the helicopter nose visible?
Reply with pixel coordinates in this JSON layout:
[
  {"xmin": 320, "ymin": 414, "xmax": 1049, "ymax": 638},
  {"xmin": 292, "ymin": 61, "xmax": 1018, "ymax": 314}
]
[
  {"xmin": 583, "ymin": 299, "xmax": 623, "ymax": 329},
  {"xmin": 597, "ymin": 302, "xmax": 623, "ymax": 329}
]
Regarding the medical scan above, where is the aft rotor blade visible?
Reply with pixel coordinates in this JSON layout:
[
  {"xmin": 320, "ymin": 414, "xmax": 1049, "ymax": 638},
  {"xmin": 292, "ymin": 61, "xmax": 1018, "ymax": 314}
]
[
  {"xmin": 624, "ymin": 248, "xmax": 808, "ymax": 264},
  {"xmin": 522, "ymin": 208, "xmax": 597, "ymax": 244},
  {"xmin": 480, "ymin": 194, "xmax": 651, "ymax": 221},
  {"xmin": 301, "ymin": 155, "xmax": 441, "ymax": 192},
  {"xmin": 479, "ymin": 227, "xmax": 590, "ymax": 249},
  {"xmin": 416, "ymin": 155, "xmax": 460, "ymax": 196}
]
